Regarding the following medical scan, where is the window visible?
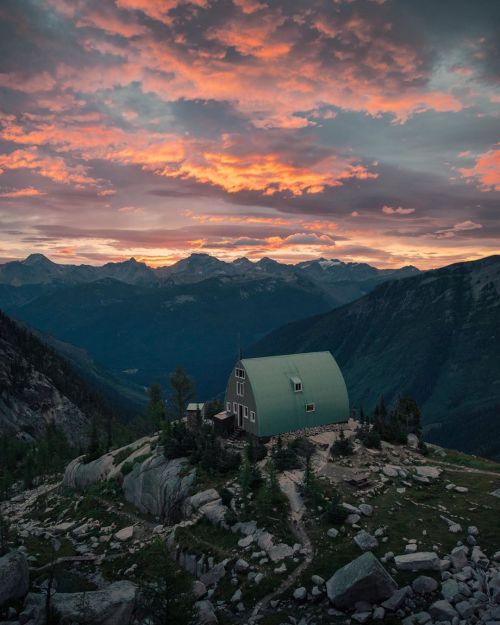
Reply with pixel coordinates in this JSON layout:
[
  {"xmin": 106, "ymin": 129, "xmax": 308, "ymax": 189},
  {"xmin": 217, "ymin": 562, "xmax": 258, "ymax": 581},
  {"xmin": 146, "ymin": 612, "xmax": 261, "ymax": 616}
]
[
  {"xmin": 305, "ymin": 403, "xmax": 316, "ymax": 413},
  {"xmin": 250, "ymin": 411, "xmax": 256, "ymax": 423},
  {"xmin": 294, "ymin": 382, "xmax": 303, "ymax": 392},
  {"xmin": 235, "ymin": 368, "xmax": 246, "ymax": 379},
  {"xmin": 236, "ymin": 381, "xmax": 244, "ymax": 397},
  {"xmin": 244, "ymin": 406, "xmax": 249, "ymax": 419},
  {"xmin": 226, "ymin": 402, "xmax": 231, "ymax": 413},
  {"xmin": 233, "ymin": 402, "xmax": 237, "ymax": 415}
]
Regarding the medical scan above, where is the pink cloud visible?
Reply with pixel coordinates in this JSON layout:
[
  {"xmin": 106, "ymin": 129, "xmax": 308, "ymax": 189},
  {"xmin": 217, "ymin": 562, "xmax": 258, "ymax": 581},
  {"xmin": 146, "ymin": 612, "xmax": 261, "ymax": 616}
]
[
  {"xmin": 0, "ymin": 187, "xmax": 46, "ymax": 198},
  {"xmin": 382, "ymin": 205, "xmax": 416, "ymax": 215},
  {"xmin": 458, "ymin": 145, "xmax": 500, "ymax": 192}
]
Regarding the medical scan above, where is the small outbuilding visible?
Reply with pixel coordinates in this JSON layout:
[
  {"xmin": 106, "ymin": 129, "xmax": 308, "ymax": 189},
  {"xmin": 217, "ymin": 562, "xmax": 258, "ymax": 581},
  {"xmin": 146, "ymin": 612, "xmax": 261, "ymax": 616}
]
[
  {"xmin": 224, "ymin": 351, "xmax": 349, "ymax": 438},
  {"xmin": 186, "ymin": 402, "xmax": 205, "ymax": 429}
]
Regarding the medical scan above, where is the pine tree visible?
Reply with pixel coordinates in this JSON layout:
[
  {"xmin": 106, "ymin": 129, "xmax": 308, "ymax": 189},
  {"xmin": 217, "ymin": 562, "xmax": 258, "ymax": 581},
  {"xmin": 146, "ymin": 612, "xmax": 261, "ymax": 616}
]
[
  {"xmin": 168, "ymin": 367, "xmax": 195, "ymax": 422},
  {"xmin": 87, "ymin": 416, "xmax": 100, "ymax": 461},
  {"xmin": 148, "ymin": 383, "xmax": 166, "ymax": 431}
]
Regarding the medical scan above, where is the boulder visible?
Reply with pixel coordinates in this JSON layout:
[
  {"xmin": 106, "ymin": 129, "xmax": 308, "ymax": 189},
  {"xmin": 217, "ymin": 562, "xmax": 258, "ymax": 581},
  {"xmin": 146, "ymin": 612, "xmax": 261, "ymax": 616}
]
[
  {"xmin": 114, "ymin": 526, "xmax": 134, "ymax": 542},
  {"xmin": 62, "ymin": 453, "xmax": 115, "ymax": 490},
  {"xmin": 407, "ymin": 433, "xmax": 419, "ymax": 448},
  {"xmin": 394, "ymin": 552, "xmax": 440, "ymax": 571},
  {"xmin": 354, "ymin": 530, "xmax": 378, "ymax": 552},
  {"xmin": 412, "ymin": 575, "xmax": 439, "ymax": 594},
  {"xmin": 0, "ymin": 550, "xmax": 29, "ymax": 606},
  {"xmin": 195, "ymin": 599, "xmax": 218, "ymax": 624},
  {"xmin": 429, "ymin": 599, "xmax": 458, "ymax": 621},
  {"xmin": 358, "ymin": 504, "xmax": 373, "ymax": 517},
  {"xmin": 326, "ymin": 552, "xmax": 397, "ymax": 610},
  {"xmin": 123, "ymin": 455, "xmax": 196, "ymax": 521},
  {"xmin": 327, "ymin": 528, "xmax": 339, "ymax": 539},
  {"xmin": 450, "ymin": 545, "xmax": 468, "ymax": 570},
  {"xmin": 49, "ymin": 581, "xmax": 137, "ymax": 625},
  {"xmin": 293, "ymin": 587, "xmax": 307, "ymax": 601},
  {"xmin": 414, "ymin": 466, "xmax": 441, "ymax": 479},
  {"xmin": 192, "ymin": 581, "xmax": 207, "ymax": 600},
  {"xmin": 268, "ymin": 543, "xmax": 294, "ymax": 562},
  {"xmin": 381, "ymin": 587, "xmax": 410, "ymax": 611},
  {"xmin": 238, "ymin": 535, "xmax": 254, "ymax": 548},
  {"xmin": 199, "ymin": 501, "xmax": 229, "ymax": 527}
]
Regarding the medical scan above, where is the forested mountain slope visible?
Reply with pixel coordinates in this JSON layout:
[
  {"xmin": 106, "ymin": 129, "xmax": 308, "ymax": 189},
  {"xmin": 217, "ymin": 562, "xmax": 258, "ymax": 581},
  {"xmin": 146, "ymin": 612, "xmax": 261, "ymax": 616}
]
[{"xmin": 251, "ymin": 256, "xmax": 500, "ymax": 457}]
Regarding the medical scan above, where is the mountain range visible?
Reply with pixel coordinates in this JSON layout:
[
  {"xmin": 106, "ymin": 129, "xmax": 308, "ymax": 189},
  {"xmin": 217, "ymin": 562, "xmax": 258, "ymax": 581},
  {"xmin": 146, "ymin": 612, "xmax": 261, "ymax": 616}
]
[
  {"xmin": 0, "ymin": 253, "xmax": 419, "ymax": 307},
  {"xmin": 0, "ymin": 253, "xmax": 419, "ymax": 399},
  {"xmin": 250, "ymin": 255, "xmax": 500, "ymax": 458}
]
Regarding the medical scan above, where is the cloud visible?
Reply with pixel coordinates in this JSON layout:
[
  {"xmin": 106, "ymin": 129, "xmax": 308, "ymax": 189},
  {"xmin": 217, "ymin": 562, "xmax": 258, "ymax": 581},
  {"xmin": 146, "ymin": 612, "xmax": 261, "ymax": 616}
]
[
  {"xmin": 0, "ymin": 187, "xmax": 46, "ymax": 198},
  {"xmin": 382, "ymin": 205, "xmax": 416, "ymax": 215},
  {"xmin": 458, "ymin": 145, "xmax": 500, "ymax": 192},
  {"xmin": 0, "ymin": 147, "xmax": 99, "ymax": 187},
  {"xmin": 435, "ymin": 220, "xmax": 483, "ymax": 238}
]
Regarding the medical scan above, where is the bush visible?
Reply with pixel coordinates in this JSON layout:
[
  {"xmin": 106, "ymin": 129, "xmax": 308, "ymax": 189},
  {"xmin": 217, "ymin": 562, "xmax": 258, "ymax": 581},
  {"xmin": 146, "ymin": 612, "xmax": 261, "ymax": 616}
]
[
  {"xmin": 331, "ymin": 430, "xmax": 354, "ymax": 457},
  {"xmin": 272, "ymin": 437, "xmax": 301, "ymax": 471},
  {"xmin": 324, "ymin": 493, "xmax": 348, "ymax": 525},
  {"xmin": 357, "ymin": 424, "xmax": 381, "ymax": 449},
  {"xmin": 289, "ymin": 437, "xmax": 315, "ymax": 459}
]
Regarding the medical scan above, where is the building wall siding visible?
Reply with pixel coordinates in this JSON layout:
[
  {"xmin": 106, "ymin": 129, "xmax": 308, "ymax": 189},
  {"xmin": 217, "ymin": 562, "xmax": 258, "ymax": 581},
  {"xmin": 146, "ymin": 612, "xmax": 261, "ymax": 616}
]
[{"xmin": 224, "ymin": 361, "xmax": 258, "ymax": 436}]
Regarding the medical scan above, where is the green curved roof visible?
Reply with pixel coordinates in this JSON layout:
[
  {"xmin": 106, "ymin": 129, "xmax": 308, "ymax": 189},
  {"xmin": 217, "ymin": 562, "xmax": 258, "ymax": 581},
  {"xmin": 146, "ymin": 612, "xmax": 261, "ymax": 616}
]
[{"xmin": 241, "ymin": 351, "xmax": 349, "ymax": 437}]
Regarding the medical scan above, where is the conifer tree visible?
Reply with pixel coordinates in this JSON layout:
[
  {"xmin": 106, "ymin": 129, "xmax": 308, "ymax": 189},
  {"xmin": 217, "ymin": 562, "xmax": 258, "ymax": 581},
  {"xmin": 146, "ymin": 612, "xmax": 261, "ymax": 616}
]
[
  {"xmin": 148, "ymin": 383, "xmax": 166, "ymax": 431},
  {"xmin": 168, "ymin": 367, "xmax": 195, "ymax": 422}
]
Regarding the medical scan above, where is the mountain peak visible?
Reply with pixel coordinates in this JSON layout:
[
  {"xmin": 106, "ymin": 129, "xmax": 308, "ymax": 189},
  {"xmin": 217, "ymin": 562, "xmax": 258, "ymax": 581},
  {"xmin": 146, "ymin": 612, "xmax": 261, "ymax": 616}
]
[{"xmin": 23, "ymin": 253, "xmax": 54, "ymax": 266}]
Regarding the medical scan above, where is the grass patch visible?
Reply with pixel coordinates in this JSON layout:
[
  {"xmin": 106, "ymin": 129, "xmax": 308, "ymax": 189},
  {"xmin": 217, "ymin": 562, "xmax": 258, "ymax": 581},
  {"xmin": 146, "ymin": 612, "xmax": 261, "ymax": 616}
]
[
  {"xmin": 431, "ymin": 448, "xmax": 500, "ymax": 473},
  {"xmin": 175, "ymin": 519, "xmax": 240, "ymax": 559}
]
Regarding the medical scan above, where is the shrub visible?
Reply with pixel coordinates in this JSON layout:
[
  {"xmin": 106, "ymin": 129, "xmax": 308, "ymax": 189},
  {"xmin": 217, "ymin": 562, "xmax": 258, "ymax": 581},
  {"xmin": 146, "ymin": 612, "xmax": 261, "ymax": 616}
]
[
  {"xmin": 331, "ymin": 430, "xmax": 354, "ymax": 457},
  {"xmin": 324, "ymin": 492, "xmax": 348, "ymax": 525}
]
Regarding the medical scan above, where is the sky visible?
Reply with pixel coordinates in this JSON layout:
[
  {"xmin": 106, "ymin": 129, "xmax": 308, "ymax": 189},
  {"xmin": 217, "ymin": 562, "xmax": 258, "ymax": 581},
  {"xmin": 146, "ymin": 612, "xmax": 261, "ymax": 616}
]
[{"xmin": 0, "ymin": 0, "xmax": 499, "ymax": 269}]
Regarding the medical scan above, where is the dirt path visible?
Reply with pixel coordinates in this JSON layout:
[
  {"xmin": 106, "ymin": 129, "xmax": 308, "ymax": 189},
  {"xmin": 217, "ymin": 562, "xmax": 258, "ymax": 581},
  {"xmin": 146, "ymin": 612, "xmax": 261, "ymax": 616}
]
[
  {"xmin": 248, "ymin": 472, "xmax": 314, "ymax": 623},
  {"xmin": 430, "ymin": 459, "xmax": 500, "ymax": 478}
]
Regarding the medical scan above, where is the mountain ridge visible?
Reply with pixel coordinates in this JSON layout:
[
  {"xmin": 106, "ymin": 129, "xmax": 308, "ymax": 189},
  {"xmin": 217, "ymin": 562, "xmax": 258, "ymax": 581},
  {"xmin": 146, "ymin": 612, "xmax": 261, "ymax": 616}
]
[{"xmin": 249, "ymin": 255, "xmax": 500, "ymax": 457}]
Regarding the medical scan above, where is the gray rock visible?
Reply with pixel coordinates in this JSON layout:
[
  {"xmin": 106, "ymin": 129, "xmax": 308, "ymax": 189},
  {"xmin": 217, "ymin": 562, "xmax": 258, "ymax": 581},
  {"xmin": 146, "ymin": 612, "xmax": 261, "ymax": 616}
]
[
  {"xmin": 193, "ymin": 581, "xmax": 207, "ymax": 600},
  {"xmin": 429, "ymin": 599, "xmax": 458, "ymax": 621},
  {"xmin": 234, "ymin": 559, "xmax": 249, "ymax": 573},
  {"xmin": 455, "ymin": 599, "xmax": 474, "ymax": 618},
  {"xmin": 326, "ymin": 552, "xmax": 397, "ymax": 610},
  {"xmin": 352, "ymin": 611, "xmax": 372, "ymax": 623},
  {"xmin": 381, "ymin": 586, "xmax": 410, "ymax": 611},
  {"xmin": 359, "ymin": 504, "xmax": 373, "ymax": 517},
  {"xmin": 230, "ymin": 589, "xmax": 242, "ymax": 603},
  {"xmin": 407, "ymin": 433, "xmax": 419, "ymax": 448},
  {"xmin": 346, "ymin": 513, "xmax": 361, "ymax": 525},
  {"xmin": 467, "ymin": 526, "xmax": 479, "ymax": 536},
  {"xmin": 394, "ymin": 552, "xmax": 440, "ymax": 571},
  {"xmin": 354, "ymin": 530, "xmax": 379, "ymax": 552},
  {"xmin": 293, "ymin": 587, "xmax": 307, "ymax": 601},
  {"xmin": 412, "ymin": 576, "xmax": 439, "ymax": 594},
  {"xmin": 268, "ymin": 543, "xmax": 294, "ymax": 562},
  {"xmin": 0, "ymin": 550, "xmax": 29, "ymax": 607},
  {"xmin": 373, "ymin": 606, "xmax": 385, "ymax": 620},
  {"xmin": 327, "ymin": 528, "xmax": 339, "ymax": 538},
  {"xmin": 450, "ymin": 546, "xmax": 468, "ymax": 571},
  {"xmin": 415, "ymin": 466, "xmax": 441, "ymax": 479},
  {"xmin": 238, "ymin": 535, "xmax": 254, "ymax": 548},
  {"xmin": 50, "ymin": 581, "xmax": 137, "ymax": 625},
  {"xmin": 123, "ymin": 455, "xmax": 196, "ymax": 521},
  {"xmin": 311, "ymin": 575, "xmax": 325, "ymax": 586},
  {"xmin": 200, "ymin": 562, "xmax": 226, "ymax": 587},
  {"xmin": 195, "ymin": 599, "xmax": 218, "ymax": 624}
]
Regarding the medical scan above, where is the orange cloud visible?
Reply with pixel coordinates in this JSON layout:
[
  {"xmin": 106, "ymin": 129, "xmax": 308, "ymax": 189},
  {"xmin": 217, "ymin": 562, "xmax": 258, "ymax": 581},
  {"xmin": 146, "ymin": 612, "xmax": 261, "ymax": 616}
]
[
  {"xmin": 458, "ymin": 145, "xmax": 500, "ymax": 192},
  {"xmin": 0, "ymin": 187, "xmax": 46, "ymax": 198},
  {"xmin": 0, "ymin": 148, "xmax": 98, "ymax": 187}
]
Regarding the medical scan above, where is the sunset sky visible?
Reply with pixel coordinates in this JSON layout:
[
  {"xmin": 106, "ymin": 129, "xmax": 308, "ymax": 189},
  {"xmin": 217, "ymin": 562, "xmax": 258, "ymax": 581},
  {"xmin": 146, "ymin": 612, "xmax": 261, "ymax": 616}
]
[{"xmin": 0, "ymin": 0, "xmax": 499, "ymax": 269}]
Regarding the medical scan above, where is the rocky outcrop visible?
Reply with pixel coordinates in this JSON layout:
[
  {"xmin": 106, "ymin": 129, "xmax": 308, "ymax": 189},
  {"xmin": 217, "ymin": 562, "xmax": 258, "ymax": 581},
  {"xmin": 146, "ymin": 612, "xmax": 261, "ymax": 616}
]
[
  {"xmin": 123, "ymin": 455, "xmax": 196, "ymax": 521},
  {"xmin": 0, "ymin": 314, "xmax": 89, "ymax": 445},
  {"xmin": 20, "ymin": 581, "xmax": 137, "ymax": 625},
  {"xmin": 0, "ymin": 549, "xmax": 29, "ymax": 606},
  {"xmin": 63, "ymin": 441, "xmax": 196, "ymax": 522},
  {"xmin": 326, "ymin": 552, "xmax": 397, "ymax": 610},
  {"xmin": 63, "ymin": 453, "xmax": 116, "ymax": 490}
]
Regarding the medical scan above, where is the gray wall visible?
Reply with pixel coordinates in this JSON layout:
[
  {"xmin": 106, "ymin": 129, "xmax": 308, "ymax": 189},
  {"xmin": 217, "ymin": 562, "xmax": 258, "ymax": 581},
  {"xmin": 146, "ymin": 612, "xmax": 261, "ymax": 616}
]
[{"xmin": 224, "ymin": 361, "xmax": 258, "ymax": 436}]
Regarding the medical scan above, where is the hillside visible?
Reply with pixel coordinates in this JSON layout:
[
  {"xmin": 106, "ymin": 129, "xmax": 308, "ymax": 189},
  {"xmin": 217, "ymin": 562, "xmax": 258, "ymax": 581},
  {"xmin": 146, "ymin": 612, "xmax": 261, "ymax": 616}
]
[
  {"xmin": 0, "ymin": 274, "xmax": 336, "ymax": 398},
  {"xmin": 250, "ymin": 256, "xmax": 500, "ymax": 458},
  {"xmin": 1, "ymin": 425, "xmax": 499, "ymax": 625},
  {"xmin": 0, "ymin": 310, "xmax": 116, "ymax": 445}
]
